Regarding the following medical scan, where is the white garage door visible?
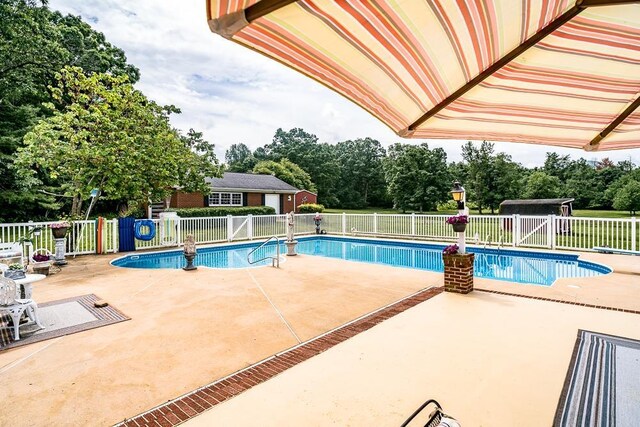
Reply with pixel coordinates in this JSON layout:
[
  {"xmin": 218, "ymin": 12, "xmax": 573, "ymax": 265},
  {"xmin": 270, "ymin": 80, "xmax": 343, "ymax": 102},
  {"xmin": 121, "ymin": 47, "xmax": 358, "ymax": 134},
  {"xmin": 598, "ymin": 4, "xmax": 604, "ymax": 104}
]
[{"xmin": 264, "ymin": 194, "xmax": 280, "ymax": 214}]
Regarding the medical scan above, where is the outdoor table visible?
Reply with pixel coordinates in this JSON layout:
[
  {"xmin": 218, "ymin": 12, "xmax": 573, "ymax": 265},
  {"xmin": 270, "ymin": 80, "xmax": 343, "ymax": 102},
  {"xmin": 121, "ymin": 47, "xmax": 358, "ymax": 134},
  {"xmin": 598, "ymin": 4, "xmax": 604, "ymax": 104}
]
[{"xmin": 14, "ymin": 274, "xmax": 46, "ymax": 299}]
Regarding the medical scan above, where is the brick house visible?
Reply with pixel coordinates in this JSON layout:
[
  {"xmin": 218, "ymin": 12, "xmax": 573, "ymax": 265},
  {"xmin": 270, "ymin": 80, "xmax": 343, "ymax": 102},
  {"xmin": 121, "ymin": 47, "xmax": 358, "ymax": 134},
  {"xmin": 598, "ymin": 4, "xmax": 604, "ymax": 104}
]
[{"xmin": 169, "ymin": 172, "xmax": 317, "ymax": 214}]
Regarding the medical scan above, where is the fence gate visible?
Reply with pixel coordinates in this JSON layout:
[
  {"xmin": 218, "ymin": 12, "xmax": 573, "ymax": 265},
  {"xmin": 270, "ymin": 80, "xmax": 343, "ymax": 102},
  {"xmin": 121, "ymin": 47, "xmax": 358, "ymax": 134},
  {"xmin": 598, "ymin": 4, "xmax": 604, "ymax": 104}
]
[
  {"xmin": 228, "ymin": 215, "xmax": 250, "ymax": 241},
  {"xmin": 517, "ymin": 215, "xmax": 553, "ymax": 248}
]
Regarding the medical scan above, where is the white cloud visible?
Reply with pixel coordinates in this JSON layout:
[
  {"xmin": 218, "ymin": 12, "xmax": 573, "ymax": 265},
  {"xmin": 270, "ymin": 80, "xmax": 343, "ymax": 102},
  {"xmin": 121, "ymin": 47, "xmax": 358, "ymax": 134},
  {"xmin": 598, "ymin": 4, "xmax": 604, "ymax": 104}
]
[{"xmin": 49, "ymin": 0, "xmax": 640, "ymax": 167}]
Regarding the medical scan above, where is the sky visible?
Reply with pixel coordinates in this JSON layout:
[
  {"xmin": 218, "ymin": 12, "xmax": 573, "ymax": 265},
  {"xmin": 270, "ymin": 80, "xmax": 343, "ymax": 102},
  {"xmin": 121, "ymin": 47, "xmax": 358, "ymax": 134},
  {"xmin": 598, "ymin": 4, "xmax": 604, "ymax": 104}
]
[{"xmin": 49, "ymin": 0, "xmax": 640, "ymax": 168}]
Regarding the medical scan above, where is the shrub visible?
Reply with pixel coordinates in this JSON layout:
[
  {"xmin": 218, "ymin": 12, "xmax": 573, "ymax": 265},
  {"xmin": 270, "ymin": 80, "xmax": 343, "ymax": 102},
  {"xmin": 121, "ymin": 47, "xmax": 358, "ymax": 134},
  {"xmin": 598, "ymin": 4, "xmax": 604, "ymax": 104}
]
[
  {"xmin": 297, "ymin": 203, "xmax": 325, "ymax": 213},
  {"xmin": 167, "ymin": 206, "xmax": 276, "ymax": 218}
]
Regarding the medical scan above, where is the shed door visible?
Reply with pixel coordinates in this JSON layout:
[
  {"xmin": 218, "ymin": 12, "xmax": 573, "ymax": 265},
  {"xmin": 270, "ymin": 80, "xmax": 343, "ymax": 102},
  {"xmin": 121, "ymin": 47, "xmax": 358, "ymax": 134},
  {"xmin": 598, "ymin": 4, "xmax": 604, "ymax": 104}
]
[{"xmin": 264, "ymin": 194, "xmax": 280, "ymax": 214}]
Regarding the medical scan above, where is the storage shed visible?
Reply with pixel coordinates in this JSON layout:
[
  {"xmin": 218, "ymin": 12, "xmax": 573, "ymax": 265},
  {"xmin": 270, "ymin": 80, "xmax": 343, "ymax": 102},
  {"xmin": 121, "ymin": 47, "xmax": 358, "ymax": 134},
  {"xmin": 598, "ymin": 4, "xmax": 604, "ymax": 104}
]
[
  {"xmin": 499, "ymin": 198, "xmax": 574, "ymax": 216},
  {"xmin": 499, "ymin": 198, "xmax": 574, "ymax": 235}
]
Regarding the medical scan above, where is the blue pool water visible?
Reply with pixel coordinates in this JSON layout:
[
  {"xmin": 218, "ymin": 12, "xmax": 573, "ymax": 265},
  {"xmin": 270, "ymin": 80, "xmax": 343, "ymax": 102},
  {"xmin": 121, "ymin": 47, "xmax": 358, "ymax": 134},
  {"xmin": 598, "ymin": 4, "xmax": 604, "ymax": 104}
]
[{"xmin": 111, "ymin": 236, "xmax": 611, "ymax": 286}]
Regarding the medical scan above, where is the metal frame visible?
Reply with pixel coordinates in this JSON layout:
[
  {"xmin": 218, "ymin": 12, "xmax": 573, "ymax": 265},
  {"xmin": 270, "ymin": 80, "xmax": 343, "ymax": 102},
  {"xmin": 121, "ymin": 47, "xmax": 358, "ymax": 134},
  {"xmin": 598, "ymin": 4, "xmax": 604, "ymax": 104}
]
[
  {"xmin": 407, "ymin": 0, "xmax": 640, "ymax": 135},
  {"xmin": 247, "ymin": 235, "xmax": 281, "ymax": 268}
]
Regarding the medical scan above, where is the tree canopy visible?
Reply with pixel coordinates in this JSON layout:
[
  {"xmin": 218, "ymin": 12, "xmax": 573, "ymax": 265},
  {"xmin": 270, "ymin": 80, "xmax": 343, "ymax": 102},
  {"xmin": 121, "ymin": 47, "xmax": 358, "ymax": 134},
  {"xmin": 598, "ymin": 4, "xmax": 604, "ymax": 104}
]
[
  {"xmin": 384, "ymin": 143, "xmax": 450, "ymax": 212},
  {"xmin": 613, "ymin": 180, "xmax": 640, "ymax": 215},
  {"xmin": 0, "ymin": 0, "xmax": 139, "ymax": 220},
  {"xmin": 334, "ymin": 138, "xmax": 387, "ymax": 209},
  {"xmin": 16, "ymin": 67, "xmax": 218, "ymax": 216},
  {"xmin": 253, "ymin": 158, "xmax": 316, "ymax": 192}
]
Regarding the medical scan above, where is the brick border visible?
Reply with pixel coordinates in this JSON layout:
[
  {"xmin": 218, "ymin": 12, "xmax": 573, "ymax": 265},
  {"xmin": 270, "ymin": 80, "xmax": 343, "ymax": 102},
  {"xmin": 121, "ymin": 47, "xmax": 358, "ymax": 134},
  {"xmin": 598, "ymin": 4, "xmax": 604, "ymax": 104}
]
[
  {"xmin": 476, "ymin": 288, "xmax": 640, "ymax": 314},
  {"xmin": 116, "ymin": 286, "xmax": 444, "ymax": 427}
]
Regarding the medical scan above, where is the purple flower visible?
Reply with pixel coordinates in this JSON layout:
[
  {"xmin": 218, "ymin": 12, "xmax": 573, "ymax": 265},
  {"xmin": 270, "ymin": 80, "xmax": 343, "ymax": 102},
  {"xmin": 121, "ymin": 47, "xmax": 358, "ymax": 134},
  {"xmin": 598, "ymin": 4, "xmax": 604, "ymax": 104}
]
[
  {"xmin": 51, "ymin": 221, "xmax": 70, "ymax": 229},
  {"xmin": 446, "ymin": 215, "xmax": 469, "ymax": 225},
  {"xmin": 442, "ymin": 244, "xmax": 459, "ymax": 255},
  {"xmin": 32, "ymin": 253, "xmax": 51, "ymax": 262}
]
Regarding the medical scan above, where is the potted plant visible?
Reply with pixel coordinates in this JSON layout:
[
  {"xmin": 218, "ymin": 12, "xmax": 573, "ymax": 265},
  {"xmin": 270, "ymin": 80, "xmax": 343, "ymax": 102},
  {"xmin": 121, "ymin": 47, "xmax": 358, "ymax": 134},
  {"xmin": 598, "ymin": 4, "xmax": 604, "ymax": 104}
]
[
  {"xmin": 442, "ymin": 244, "xmax": 459, "ymax": 256},
  {"xmin": 5, "ymin": 263, "xmax": 26, "ymax": 280},
  {"xmin": 446, "ymin": 215, "xmax": 469, "ymax": 233},
  {"xmin": 51, "ymin": 221, "xmax": 70, "ymax": 239},
  {"xmin": 31, "ymin": 250, "xmax": 52, "ymax": 276}
]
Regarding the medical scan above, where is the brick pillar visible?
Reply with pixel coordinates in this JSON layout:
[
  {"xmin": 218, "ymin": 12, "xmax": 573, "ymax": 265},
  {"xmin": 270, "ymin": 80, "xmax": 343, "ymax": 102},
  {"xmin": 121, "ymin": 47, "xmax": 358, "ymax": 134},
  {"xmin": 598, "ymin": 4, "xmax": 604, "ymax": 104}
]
[{"xmin": 443, "ymin": 253, "xmax": 475, "ymax": 294}]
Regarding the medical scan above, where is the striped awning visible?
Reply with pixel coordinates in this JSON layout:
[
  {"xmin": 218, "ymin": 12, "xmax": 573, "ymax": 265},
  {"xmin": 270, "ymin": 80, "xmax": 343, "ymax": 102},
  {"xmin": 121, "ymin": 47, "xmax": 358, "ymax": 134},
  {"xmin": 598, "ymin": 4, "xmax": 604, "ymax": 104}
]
[{"xmin": 206, "ymin": 1, "xmax": 640, "ymax": 151}]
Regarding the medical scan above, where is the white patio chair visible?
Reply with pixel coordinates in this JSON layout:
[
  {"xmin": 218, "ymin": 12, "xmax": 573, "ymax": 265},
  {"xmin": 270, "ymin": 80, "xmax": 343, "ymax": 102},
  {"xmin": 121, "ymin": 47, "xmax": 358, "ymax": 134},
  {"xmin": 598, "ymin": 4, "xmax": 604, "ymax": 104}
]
[
  {"xmin": 0, "ymin": 276, "xmax": 43, "ymax": 340},
  {"xmin": 0, "ymin": 241, "xmax": 23, "ymax": 265}
]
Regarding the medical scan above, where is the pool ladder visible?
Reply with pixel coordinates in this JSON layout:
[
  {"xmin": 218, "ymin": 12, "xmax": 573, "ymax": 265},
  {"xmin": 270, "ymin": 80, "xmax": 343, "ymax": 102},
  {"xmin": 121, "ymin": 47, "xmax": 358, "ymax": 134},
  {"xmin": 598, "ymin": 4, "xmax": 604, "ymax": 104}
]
[
  {"xmin": 482, "ymin": 233, "xmax": 505, "ymax": 250},
  {"xmin": 247, "ymin": 235, "xmax": 280, "ymax": 268}
]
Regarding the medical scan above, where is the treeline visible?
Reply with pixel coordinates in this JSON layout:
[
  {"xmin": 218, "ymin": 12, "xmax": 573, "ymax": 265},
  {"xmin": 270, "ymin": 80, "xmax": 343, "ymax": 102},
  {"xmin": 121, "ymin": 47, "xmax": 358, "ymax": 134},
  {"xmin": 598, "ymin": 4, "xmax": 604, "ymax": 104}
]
[
  {"xmin": 1, "ymin": 0, "xmax": 219, "ymax": 222},
  {"xmin": 227, "ymin": 130, "xmax": 640, "ymax": 215}
]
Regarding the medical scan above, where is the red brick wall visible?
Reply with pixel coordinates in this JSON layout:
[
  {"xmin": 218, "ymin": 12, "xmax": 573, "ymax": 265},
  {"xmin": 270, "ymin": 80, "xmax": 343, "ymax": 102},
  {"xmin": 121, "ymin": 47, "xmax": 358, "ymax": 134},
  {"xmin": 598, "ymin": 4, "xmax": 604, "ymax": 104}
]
[
  {"xmin": 294, "ymin": 190, "xmax": 317, "ymax": 211},
  {"xmin": 170, "ymin": 191, "xmax": 205, "ymax": 208},
  {"xmin": 283, "ymin": 194, "xmax": 295, "ymax": 214},
  {"xmin": 443, "ymin": 253, "xmax": 475, "ymax": 294}
]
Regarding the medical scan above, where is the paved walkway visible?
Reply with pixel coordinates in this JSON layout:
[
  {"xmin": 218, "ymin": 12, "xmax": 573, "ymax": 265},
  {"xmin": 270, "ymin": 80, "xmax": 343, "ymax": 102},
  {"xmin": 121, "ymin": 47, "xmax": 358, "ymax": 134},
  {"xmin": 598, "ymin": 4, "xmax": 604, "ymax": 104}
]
[{"xmin": 183, "ymin": 290, "xmax": 640, "ymax": 426}]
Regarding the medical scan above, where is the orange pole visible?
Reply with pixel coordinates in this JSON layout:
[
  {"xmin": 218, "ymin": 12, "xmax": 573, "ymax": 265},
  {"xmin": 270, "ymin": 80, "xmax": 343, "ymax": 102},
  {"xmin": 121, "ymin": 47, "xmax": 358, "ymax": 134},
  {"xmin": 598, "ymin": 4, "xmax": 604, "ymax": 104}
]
[{"xmin": 96, "ymin": 217, "xmax": 103, "ymax": 254}]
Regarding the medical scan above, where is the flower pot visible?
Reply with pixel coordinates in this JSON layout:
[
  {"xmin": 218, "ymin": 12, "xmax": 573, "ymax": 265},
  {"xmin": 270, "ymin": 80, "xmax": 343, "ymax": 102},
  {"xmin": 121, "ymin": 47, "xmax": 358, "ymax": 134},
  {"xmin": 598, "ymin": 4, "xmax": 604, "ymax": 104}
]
[
  {"xmin": 451, "ymin": 223, "xmax": 467, "ymax": 233},
  {"xmin": 183, "ymin": 253, "xmax": 197, "ymax": 271},
  {"xmin": 52, "ymin": 227, "xmax": 68, "ymax": 239},
  {"xmin": 32, "ymin": 265, "xmax": 50, "ymax": 276},
  {"xmin": 31, "ymin": 261, "xmax": 51, "ymax": 276},
  {"xmin": 5, "ymin": 269, "xmax": 26, "ymax": 280}
]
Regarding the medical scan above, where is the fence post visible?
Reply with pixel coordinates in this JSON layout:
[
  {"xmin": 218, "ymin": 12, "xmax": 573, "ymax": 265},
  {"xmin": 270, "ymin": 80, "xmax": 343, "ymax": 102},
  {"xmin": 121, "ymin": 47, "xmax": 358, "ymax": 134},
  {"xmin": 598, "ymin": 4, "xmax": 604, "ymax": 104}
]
[
  {"xmin": 548, "ymin": 215, "xmax": 556, "ymax": 249},
  {"xmin": 112, "ymin": 219, "xmax": 118, "ymax": 253},
  {"xmin": 632, "ymin": 217, "xmax": 636, "ymax": 252},
  {"xmin": 247, "ymin": 214, "xmax": 253, "ymax": 240},
  {"xmin": 411, "ymin": 213, "xmax": 416, "ymax": 236},
  {"xmin": 227, "ymin": 215, "xmax": 233, "ymax": 241},
  {"xmin": 373, "ymin": 213, "xmax": 378, "ymax": 234},
  {"xmin": 513, "ymin": 214, "xmax": 520, "ymax": 247},
  {"xmin": 342, "ymin": 213, "xmax": 346, "ymax": 235},
  {"xmin": 176, "ymin": 217, "xmax": 182, "ymax": 247}
]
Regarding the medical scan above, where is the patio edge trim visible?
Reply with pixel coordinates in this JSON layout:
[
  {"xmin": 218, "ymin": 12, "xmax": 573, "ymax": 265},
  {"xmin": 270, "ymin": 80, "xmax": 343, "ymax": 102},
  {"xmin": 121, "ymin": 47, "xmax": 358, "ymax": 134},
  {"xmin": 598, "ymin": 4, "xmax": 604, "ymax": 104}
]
[
  {"xmin": 115, "ymin": 286, "xmax": 443, "ymax": 427},
  {"xmin": 476, "ymin": 288, "xmax": 640, "ymax": 314}
]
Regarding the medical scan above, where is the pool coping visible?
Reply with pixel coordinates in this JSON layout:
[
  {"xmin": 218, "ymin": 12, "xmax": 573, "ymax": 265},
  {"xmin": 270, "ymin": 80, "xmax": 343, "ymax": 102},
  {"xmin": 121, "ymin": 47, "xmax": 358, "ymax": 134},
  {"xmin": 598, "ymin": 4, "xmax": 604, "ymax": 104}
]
[
  {"xmin": 110, "ymin": 234, "xmax": 612, "ymax": 284},
  {"xmin": 476, "ymin": 288, "xmax": 640, "ymax": 315},
  {"xmin": 114, "ymin": 286, "xmax": 444, "ymax": 427}
]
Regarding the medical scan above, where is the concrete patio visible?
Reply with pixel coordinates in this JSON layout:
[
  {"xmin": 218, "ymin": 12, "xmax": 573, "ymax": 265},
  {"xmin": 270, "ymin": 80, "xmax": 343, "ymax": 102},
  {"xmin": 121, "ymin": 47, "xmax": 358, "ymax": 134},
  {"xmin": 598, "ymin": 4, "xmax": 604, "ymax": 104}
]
[{"xmin": 1, "ymin": 245, "xmax": 639, "ymax": 426}]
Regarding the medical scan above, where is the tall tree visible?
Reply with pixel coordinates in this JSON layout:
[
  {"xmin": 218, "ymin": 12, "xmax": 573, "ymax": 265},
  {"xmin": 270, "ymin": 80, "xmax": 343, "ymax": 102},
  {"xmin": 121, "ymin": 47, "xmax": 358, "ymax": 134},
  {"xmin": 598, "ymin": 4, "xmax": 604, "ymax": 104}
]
[
  {"xmin": 225, "ymin": 143, "xmax": 256, "ymax": 172},
  {"xmin": 613, "ymin": 180, "xmax": 640, "ymax": 215},
  {"xmin": 522, "ymin": 172, "xmax": 561, "ymax": 199},
  {"xmin": 543, "ymin": 152, "xmax": 571, "ymax": 181},
  {"xmin": 334, "ymin": 137, "xmax": 387, "ymax": 208},
  {"xmin": 562, "ymin": 159, "xmax": 599, "ymax": 208},
  {"xmin": 489, "ymin": 153, "xmax": 525, "ymax": 212},
  {"xmin": 0, "ymin": 0, "xmax": 138, "ymax": 220},
  {"xmin": 253, "ymin": 158, "xmax": 316, "ymax": 192},
  {"xmin": 461, "ymin": 141, "xmax": 495, "ymax": 213},
  {"xmin": 384, "ymin": 143, "xmax": 450, "ymax": 212},
  {"xmin": 16, "ymin": 67, "xmax": 218, "ymax": 216},
  {"xmin": 263, "ymin": 128, "xmax": 340, "ymax": 206}
]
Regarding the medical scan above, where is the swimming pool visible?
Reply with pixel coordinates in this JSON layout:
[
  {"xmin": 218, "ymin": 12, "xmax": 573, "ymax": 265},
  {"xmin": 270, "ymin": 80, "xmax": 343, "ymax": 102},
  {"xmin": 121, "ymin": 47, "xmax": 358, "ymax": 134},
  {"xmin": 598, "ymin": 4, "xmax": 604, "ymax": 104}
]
[{"xmin": 111, "ymin": 236, "xmax": 611, "ymax": 286}]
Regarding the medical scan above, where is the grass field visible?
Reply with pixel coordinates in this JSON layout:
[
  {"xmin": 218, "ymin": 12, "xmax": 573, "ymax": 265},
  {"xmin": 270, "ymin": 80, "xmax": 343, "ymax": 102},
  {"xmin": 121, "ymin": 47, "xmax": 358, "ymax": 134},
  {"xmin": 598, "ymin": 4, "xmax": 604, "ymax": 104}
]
[{"xmin": 325, "ymin": 207, "xmax": 634, "ymax": 218}]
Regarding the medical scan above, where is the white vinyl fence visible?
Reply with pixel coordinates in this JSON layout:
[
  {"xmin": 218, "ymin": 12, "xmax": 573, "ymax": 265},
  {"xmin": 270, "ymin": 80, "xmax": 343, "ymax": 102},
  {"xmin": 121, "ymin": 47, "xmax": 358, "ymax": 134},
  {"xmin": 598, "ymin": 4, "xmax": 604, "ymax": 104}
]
[{"xmin": 0, "ymin": 214, "xmax": 637, "ymax": 258}]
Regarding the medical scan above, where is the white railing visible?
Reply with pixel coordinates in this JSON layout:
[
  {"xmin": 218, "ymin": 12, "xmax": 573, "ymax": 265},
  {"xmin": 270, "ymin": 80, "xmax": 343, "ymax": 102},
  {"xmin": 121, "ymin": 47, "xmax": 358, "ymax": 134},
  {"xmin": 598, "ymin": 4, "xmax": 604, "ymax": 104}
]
[{"xmin": 0, "ymin": 214, "xmax": 637, "ymax": 257}]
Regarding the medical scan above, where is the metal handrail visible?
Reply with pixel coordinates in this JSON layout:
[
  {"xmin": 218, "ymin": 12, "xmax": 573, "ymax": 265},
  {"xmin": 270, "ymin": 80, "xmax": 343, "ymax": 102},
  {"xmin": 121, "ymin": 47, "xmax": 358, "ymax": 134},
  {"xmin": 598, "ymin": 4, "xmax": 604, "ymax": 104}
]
[{"xmin": 247, "ymin": 235, "xmax": 280, "ymax": 268}]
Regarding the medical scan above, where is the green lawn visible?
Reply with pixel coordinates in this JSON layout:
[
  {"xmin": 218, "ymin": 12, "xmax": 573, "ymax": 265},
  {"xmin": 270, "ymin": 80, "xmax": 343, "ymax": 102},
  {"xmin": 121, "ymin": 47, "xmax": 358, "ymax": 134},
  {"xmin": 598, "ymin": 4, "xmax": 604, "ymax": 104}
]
[
  {"xmin": 571, "ymin": 209, "xmax": 633, "ymax": 218},
  {"xmin": 325, "ymin": 208, "xmax": 451, "ymax": 215},
  {"xmin": 325, "ymin": 207, "xmax": 634, "ymax": 218}
]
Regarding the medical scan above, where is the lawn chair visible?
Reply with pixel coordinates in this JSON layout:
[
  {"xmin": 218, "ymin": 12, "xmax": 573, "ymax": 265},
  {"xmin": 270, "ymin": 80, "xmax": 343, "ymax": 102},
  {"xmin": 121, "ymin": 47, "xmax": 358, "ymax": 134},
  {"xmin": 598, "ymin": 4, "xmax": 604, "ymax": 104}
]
[
  {"xmin": 0, "ymin": 276, "xmax": 43, "ymax": 340},
  {"xmin": 0, "ymin": 241, "xmax": 23, "ymax": 265},
  {"xmin": 401, "ymin": 399, "xmax": 460, "ymax": 427}
]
